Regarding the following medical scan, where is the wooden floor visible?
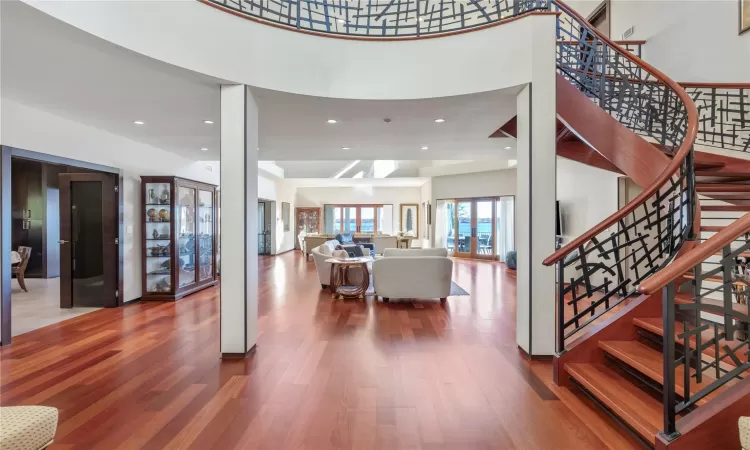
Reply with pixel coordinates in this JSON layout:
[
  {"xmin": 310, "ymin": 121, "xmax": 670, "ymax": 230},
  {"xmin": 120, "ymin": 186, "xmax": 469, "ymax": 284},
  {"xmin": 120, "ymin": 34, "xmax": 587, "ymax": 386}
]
[{"xmin": 0, "ymin": 252, "xmax": 643, "ymax": 450}]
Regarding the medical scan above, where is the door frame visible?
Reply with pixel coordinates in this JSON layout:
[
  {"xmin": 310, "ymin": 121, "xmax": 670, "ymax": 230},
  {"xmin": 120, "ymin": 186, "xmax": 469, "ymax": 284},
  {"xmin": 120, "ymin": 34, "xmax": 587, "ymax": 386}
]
[{"xmin": 0, "ymin": 146, "xmax": 123, "ymax": 346}]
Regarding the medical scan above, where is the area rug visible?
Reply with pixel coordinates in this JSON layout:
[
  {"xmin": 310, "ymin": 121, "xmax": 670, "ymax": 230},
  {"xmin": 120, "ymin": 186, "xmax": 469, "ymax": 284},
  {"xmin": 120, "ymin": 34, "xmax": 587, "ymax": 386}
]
[{"xmin": 450, "ymin": 281, "xmax": 469, "ymax": 296}]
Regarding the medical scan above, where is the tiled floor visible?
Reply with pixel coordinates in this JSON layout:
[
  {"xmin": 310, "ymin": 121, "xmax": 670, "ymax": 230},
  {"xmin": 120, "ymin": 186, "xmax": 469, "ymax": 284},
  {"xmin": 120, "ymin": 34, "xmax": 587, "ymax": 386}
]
[{"xmin": 10, "ymin": 277, "xmax": 100, "ymax": 337}]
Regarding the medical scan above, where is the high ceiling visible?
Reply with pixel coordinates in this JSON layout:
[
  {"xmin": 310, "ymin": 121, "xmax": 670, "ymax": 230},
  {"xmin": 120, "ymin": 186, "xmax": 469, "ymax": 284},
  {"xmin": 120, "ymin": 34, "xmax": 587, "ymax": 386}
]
[
  {"xmin": 255, "ymin": 87, "xmax": 519, "ymax": 161},
  {"xmin": 2, "ymin": 2, "xmax": 519, "ymax": 171}
]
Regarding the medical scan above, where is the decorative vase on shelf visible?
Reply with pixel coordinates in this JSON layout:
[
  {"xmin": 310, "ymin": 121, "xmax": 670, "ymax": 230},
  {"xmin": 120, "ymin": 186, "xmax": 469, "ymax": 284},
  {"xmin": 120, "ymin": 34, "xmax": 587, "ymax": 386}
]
[
  {"xmin": 152, "ymin": 229, "xmax": 159, "ymax": 239},
  {"xmin": 160, "ymin": 188, "xmax": 169, "ymax": 205},
  {"xmin": 148, "ymin": 189, "xmax": 156, "ymax": 204}
]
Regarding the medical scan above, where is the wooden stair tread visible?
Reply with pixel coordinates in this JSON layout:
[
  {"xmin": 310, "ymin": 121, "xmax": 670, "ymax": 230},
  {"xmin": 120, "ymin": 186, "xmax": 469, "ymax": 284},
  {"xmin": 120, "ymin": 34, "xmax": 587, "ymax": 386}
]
[
  {"xmin": 696, "ymin": 171, "xmax": 750, "ymax": 178},
  {"xmin": 565, "ymin": 363, "xmax": 661, "ymax": 444},
  {"xmin": 696, "ymin": 184, "xmax": 750, "ymax": 192},
  {"xmin": 633, "ymin": 317, "xmax": 740, "ymax": 368},
  {"xmin": 694, "ymin": 162, "xmax": 726, "ymax": 170},
  {"xmin": 681, "ymin": 273, "xmax": 724, "ymax": 283},
  {"xmin": 674, "ymin": 291, "xmax": 749, "ymax": 316},
  {"xmin": 598, "ymin": 340, "xmax": 723, "ymax": 405},
  {"xmin": 702, "ymin": 205, "xmax": 750, "ymax": 212}
]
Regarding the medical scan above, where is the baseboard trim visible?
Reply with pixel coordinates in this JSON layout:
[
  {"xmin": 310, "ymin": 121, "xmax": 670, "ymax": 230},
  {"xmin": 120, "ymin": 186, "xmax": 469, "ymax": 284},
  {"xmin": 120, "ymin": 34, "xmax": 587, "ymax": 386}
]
[
  {"xmin": 518, "ymin": 345, "xmax": 553, "ymax": 361},
  {"xmin": 221, "ymin": 344, "xmax": 257, "ymax": 359},
  {"xmin": 272, "ymin": 248, "xmax": 295, "ymax": 256}
]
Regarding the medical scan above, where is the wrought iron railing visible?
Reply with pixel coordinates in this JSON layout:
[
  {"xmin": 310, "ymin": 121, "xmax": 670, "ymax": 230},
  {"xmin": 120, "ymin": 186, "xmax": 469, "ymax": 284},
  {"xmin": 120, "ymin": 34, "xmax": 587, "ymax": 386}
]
[
  {"xmin": 640, "ymin": 215, "xmax": 750, "ymax": 440},
  {"xmin": 681, "ymin": 84, "xmax": 750, "ymax": 153},
  {"xmin": 544, "ymin": 0, "xmax": 698, "ymax": 353},
  {"xmin": 204, "ymin": 0, "xmax": 549, "ymax": 36}
]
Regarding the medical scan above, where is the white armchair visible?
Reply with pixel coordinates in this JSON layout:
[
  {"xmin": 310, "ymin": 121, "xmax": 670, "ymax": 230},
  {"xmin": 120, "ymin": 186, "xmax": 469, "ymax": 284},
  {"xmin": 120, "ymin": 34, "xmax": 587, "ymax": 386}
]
[{"xmin": 311, "ymin": 240, "xmax": 367, "ymax": 288}]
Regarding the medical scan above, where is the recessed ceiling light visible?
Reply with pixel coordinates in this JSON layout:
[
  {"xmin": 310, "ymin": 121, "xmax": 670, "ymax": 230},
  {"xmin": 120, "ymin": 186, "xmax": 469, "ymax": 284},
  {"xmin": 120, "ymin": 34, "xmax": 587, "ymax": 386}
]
[
  {"xmin": 421, "ymin": 146, "xmax": 429, "ymax": 150},
  {"xmin": 342, "ymin": 147, "xmax": 350, "ymax": 150},
  {"xmin": 200, "ymin": 148, "xmax": 209, "ymax": 151},
  {"xmin": 203, "ymin": 120, "xmax": 214, "ymax": 124},
  {"xmin": 133, "ymin": 120, "xmax": 145, "ymax": 125},
  {"xmin": 327, "ymin": 119, "xmax": 338, "ymax": 124},
  {"xmin": 434, "ymin": 118, "xmax": 445, "ymax": 123},
  {"xmin": 504, "ymin": 146, "xmax": 512, "ymax": 150}
]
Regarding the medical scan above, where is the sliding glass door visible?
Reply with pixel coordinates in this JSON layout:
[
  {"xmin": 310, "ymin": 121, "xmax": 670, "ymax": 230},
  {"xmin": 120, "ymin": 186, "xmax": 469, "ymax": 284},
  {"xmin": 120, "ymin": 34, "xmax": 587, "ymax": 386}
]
[{"xmin": 436, "ymin": 196, "xmax": 514, "ymax": 260}]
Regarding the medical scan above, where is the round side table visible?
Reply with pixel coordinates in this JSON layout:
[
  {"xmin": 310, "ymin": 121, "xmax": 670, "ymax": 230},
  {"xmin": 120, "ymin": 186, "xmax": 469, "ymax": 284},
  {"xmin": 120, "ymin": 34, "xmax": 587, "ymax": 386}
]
[{"xmin": 326, "ymin": 257, "xmax": 373, "ymax": 299}]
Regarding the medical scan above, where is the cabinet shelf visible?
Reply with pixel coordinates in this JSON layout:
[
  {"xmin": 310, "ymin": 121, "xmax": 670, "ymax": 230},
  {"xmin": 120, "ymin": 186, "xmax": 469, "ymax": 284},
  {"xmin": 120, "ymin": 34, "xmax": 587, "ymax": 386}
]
[{"xmin": 142, "ymin": 176, "xmax": 217, "ymax": 301}]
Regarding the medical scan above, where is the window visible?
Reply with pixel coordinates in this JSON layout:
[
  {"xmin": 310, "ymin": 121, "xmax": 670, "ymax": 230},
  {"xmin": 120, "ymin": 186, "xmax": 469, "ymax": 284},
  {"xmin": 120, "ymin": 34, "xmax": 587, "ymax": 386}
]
[{"xmin": 324, "ymin": 204, "xmax": 393, "ymax": 234}]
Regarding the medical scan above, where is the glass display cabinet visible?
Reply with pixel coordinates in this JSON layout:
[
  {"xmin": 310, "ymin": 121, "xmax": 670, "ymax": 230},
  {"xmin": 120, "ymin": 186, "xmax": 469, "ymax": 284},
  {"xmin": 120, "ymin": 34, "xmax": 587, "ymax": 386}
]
[{"xmin": 141, "ymin": 176, "xmax": 218, "ymax": 301}]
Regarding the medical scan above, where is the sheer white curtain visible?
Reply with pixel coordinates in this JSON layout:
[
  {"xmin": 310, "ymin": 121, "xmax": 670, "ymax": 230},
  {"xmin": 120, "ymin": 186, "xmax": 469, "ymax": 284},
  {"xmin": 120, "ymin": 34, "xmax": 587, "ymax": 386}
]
[
  {"xmin": 496, "ymin": 196, "xmax": 515, "ymax": 262},
  {"xmin": 435, "ymin": 200, "xmax": 448, "ymax": 249}
]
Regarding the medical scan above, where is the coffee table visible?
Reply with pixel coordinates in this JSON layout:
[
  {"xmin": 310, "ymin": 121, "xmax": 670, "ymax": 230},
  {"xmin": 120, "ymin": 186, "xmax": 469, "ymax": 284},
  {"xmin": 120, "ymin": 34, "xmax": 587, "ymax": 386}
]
[{"xmin": 326, "ymin": 256, "xmax": 373, "ymax": 299}]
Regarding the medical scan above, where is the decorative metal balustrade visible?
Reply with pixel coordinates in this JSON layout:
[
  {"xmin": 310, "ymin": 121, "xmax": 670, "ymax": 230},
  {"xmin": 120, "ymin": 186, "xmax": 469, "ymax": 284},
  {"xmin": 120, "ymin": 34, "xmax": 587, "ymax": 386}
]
[
  {"xmin": 546, "ymin": 0, "xmax": 696, "ymax": 352},
  {"xmin": 653, "ymin": 233, "xmax": 750, "ymax": 440},
  {"xmin": 206, "ymin": 0, "xmax": 548, "ymax": 36},
  {"xmin": 682, "ymin": 85, "xmax": 750, "ymax": 153}
]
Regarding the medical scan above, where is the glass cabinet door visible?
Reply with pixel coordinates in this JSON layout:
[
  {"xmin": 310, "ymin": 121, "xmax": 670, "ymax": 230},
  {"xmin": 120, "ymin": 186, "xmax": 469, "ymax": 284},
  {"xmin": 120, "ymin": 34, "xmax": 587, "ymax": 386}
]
[
  {"xmin": 145, "ymin": 182, "xmax": 173, "ymax": 293},
  {"xmin": 176, "ymin": 185, "xmax": 197, "ymax": 288},
  {"xmin": 198, "ymin": 189, "xmax": 214, "ymax": 281}
]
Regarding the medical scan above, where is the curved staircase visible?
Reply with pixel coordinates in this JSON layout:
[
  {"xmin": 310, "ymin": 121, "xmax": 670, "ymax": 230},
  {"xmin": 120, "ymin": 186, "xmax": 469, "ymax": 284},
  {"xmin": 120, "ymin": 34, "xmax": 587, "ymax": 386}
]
[{"xmin": 544, "ymin": 1, "xmax": 750, "ymax": 448}]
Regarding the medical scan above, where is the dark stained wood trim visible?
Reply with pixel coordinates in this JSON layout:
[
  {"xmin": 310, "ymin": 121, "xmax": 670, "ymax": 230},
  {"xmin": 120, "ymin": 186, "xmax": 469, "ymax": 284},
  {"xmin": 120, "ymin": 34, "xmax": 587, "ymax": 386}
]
[
  {"xmin": 586, "ymin": 0, "xmax": 611, "ymax": 38},
  {"xmin": 0, "ymin": 147, "xmax": 11, "ymax": 346},
  {"xmin": 557, "ymin": 140, "xmax": 624, "ymax": 174},
  {"xmin": 221, "ymin": 344, "xmax": 257, "ymax": 359},
  {"xmin": 518, "ymin": 346, "xmax": 553, "ymax": 361},
  {"xmin": 1, "ymin": 146, "xmax": 124, "ymax": 345},
  {"xmin": 198, "ymin": 0, "xmax": 560, "ymax": 41}
]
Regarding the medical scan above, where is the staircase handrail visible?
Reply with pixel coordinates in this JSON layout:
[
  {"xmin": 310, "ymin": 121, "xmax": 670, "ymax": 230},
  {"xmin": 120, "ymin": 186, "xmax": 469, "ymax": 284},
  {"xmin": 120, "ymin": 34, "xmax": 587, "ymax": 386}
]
[
  {"xmin": 639, "ymin": 213, "xmax": 750, "ymax": 294},
  {"xmin": 542, "ymin": 0, "xmax": 699, "ymax": 267}
]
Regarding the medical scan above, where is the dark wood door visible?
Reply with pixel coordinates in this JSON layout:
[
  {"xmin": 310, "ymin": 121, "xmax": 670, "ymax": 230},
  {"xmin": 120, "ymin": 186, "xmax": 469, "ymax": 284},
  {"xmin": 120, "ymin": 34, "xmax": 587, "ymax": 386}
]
[{"xmin": 59, "ymin": 173, "xmax": 118, "ymax": 308}]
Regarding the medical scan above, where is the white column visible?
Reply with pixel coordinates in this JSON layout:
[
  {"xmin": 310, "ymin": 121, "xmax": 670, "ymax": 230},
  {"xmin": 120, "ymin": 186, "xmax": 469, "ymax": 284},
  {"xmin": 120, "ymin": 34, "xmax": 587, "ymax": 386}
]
[
  {"xmin": 220, "ymin": 85, "xmax": 259, "ymax": 357},
  {"xmin": 516, "ymin": 15, "xmax": 557, "ymax": 357}
]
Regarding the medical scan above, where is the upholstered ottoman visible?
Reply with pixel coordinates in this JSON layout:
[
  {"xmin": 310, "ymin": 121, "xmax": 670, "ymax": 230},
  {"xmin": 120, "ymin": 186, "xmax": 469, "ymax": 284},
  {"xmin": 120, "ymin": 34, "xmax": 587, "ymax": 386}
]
[
  {"xmin": 741, "ymin": 417, "xmax": 749, "ymax": 450},
  {"xmin": 0, "ymin": 406, "xmax": 58, "ymax": 450}
]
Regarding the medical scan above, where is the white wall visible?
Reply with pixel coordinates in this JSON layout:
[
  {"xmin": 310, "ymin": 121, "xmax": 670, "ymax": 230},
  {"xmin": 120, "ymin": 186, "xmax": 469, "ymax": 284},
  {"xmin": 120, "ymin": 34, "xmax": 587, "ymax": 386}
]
[
  {"xmin": 556, "ymin": 158, "xmax": 620, "ymax": 243},
  {"xmin": 568, "ymin": 0, "xmax": 750, "ymax": 82},
  {"xmin": 26, "ymin": 0, "xmax": 547, "ymax": 100},
  {"xmin": 295, "ymin": 186, "xmax": 421, "ymax": 233},
  {"xmin": 259, "ymin": 176, "xmax": 297, "ymax": 254},
  {"xmin": 2, "ymin": 98, "xmax": 220, "ymax": 303}
]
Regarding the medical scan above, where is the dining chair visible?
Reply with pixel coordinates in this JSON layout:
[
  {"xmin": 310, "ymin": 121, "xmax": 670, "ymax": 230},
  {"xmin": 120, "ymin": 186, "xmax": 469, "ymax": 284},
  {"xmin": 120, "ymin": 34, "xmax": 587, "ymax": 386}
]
[{"xmin": 12, "ymin": 246, "xmax": 31, "ymax": 292}]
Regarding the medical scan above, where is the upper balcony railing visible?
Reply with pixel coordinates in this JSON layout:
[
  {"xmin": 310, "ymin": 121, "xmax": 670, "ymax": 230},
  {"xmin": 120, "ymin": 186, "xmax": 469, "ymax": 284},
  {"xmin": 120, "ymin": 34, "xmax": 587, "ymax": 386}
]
[{"xmin": 203, "ymin": 0, "xmax": 549, "ymax": 37}]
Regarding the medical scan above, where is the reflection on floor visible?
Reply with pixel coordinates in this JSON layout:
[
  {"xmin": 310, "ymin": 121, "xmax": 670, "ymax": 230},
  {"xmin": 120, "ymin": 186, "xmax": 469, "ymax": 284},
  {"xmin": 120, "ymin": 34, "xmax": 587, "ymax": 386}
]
[{"xmin": 11, "ymin": 278, "xmax": 100, "ymax": 337}]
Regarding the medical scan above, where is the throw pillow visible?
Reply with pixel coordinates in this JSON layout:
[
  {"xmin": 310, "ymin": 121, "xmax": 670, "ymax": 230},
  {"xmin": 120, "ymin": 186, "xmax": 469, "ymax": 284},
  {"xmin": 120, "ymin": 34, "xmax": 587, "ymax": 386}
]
[
  {"xmin": 318, "ymin": 245, "xmax": 332, "ymax": 256},
  {"xmin": 332, "ymin": 249, "xmax": 349, "ymax": 259}
]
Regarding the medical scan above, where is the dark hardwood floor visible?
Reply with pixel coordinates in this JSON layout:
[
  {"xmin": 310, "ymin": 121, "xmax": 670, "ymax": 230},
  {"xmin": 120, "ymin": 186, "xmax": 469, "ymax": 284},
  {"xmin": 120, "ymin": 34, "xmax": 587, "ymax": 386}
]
[{"xmin": 0, "ymin": 252, "xmax": 642, "ymax": 449}]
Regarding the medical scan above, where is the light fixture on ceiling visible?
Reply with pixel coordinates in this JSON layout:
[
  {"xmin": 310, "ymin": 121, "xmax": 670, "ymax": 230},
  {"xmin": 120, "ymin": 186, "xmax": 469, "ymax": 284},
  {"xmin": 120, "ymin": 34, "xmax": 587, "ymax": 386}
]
[
  {"xmin": 203, "ymin": 120, "xmax": 214, "ymax": 124},
  {"xmin": 133, "ymin": 120, "xmax": 145, "ymax": 125},
  {"xmin": 421, "ymin": 146, "xmax": 429, "ymax": 150},
  {"xmin": 504, "ymin": 146, "xmax": 512, "ymax": 150},
  {"xmin": 342, "ymin": 147, "xmax": 350, "ymax": 150},
  {"xmin": 333, "ymin": 160, "xmax": 361, "ymax": 179},
  {"xmin": 327, "ymin": 119, "xmax": 338, "ymax": 124},
  {"xmin": 200, "ymin": 148, "xmax": 209, "ymax": 151},
  {"xmin": 434, "ymin": 118, "xmax": 445, "ymax": 123}
]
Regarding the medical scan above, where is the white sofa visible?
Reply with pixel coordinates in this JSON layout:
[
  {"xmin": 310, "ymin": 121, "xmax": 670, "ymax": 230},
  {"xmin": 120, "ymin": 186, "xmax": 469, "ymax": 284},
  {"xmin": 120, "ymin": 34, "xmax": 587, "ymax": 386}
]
[
  {"xmin": 373, "ymin": 248, "xmax": 452, "ymax": 302},
  {"xmin": 311, "ymin": 240, "xmax": 366, "ymax": 288}
]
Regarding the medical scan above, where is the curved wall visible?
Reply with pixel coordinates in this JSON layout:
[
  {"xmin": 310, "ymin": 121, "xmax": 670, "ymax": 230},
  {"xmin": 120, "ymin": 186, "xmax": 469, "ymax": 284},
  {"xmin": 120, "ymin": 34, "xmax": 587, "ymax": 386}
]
[{"xmin": 24, "ymin": 0, "xmax": 555, "ymax": 99}]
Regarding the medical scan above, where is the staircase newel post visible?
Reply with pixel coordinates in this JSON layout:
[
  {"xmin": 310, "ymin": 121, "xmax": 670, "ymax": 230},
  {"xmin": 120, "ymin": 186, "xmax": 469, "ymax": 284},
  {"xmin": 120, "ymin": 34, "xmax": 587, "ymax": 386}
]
[{"xmin": 661, "ymin": 280, "xmax": 680, "ymax": 441}]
